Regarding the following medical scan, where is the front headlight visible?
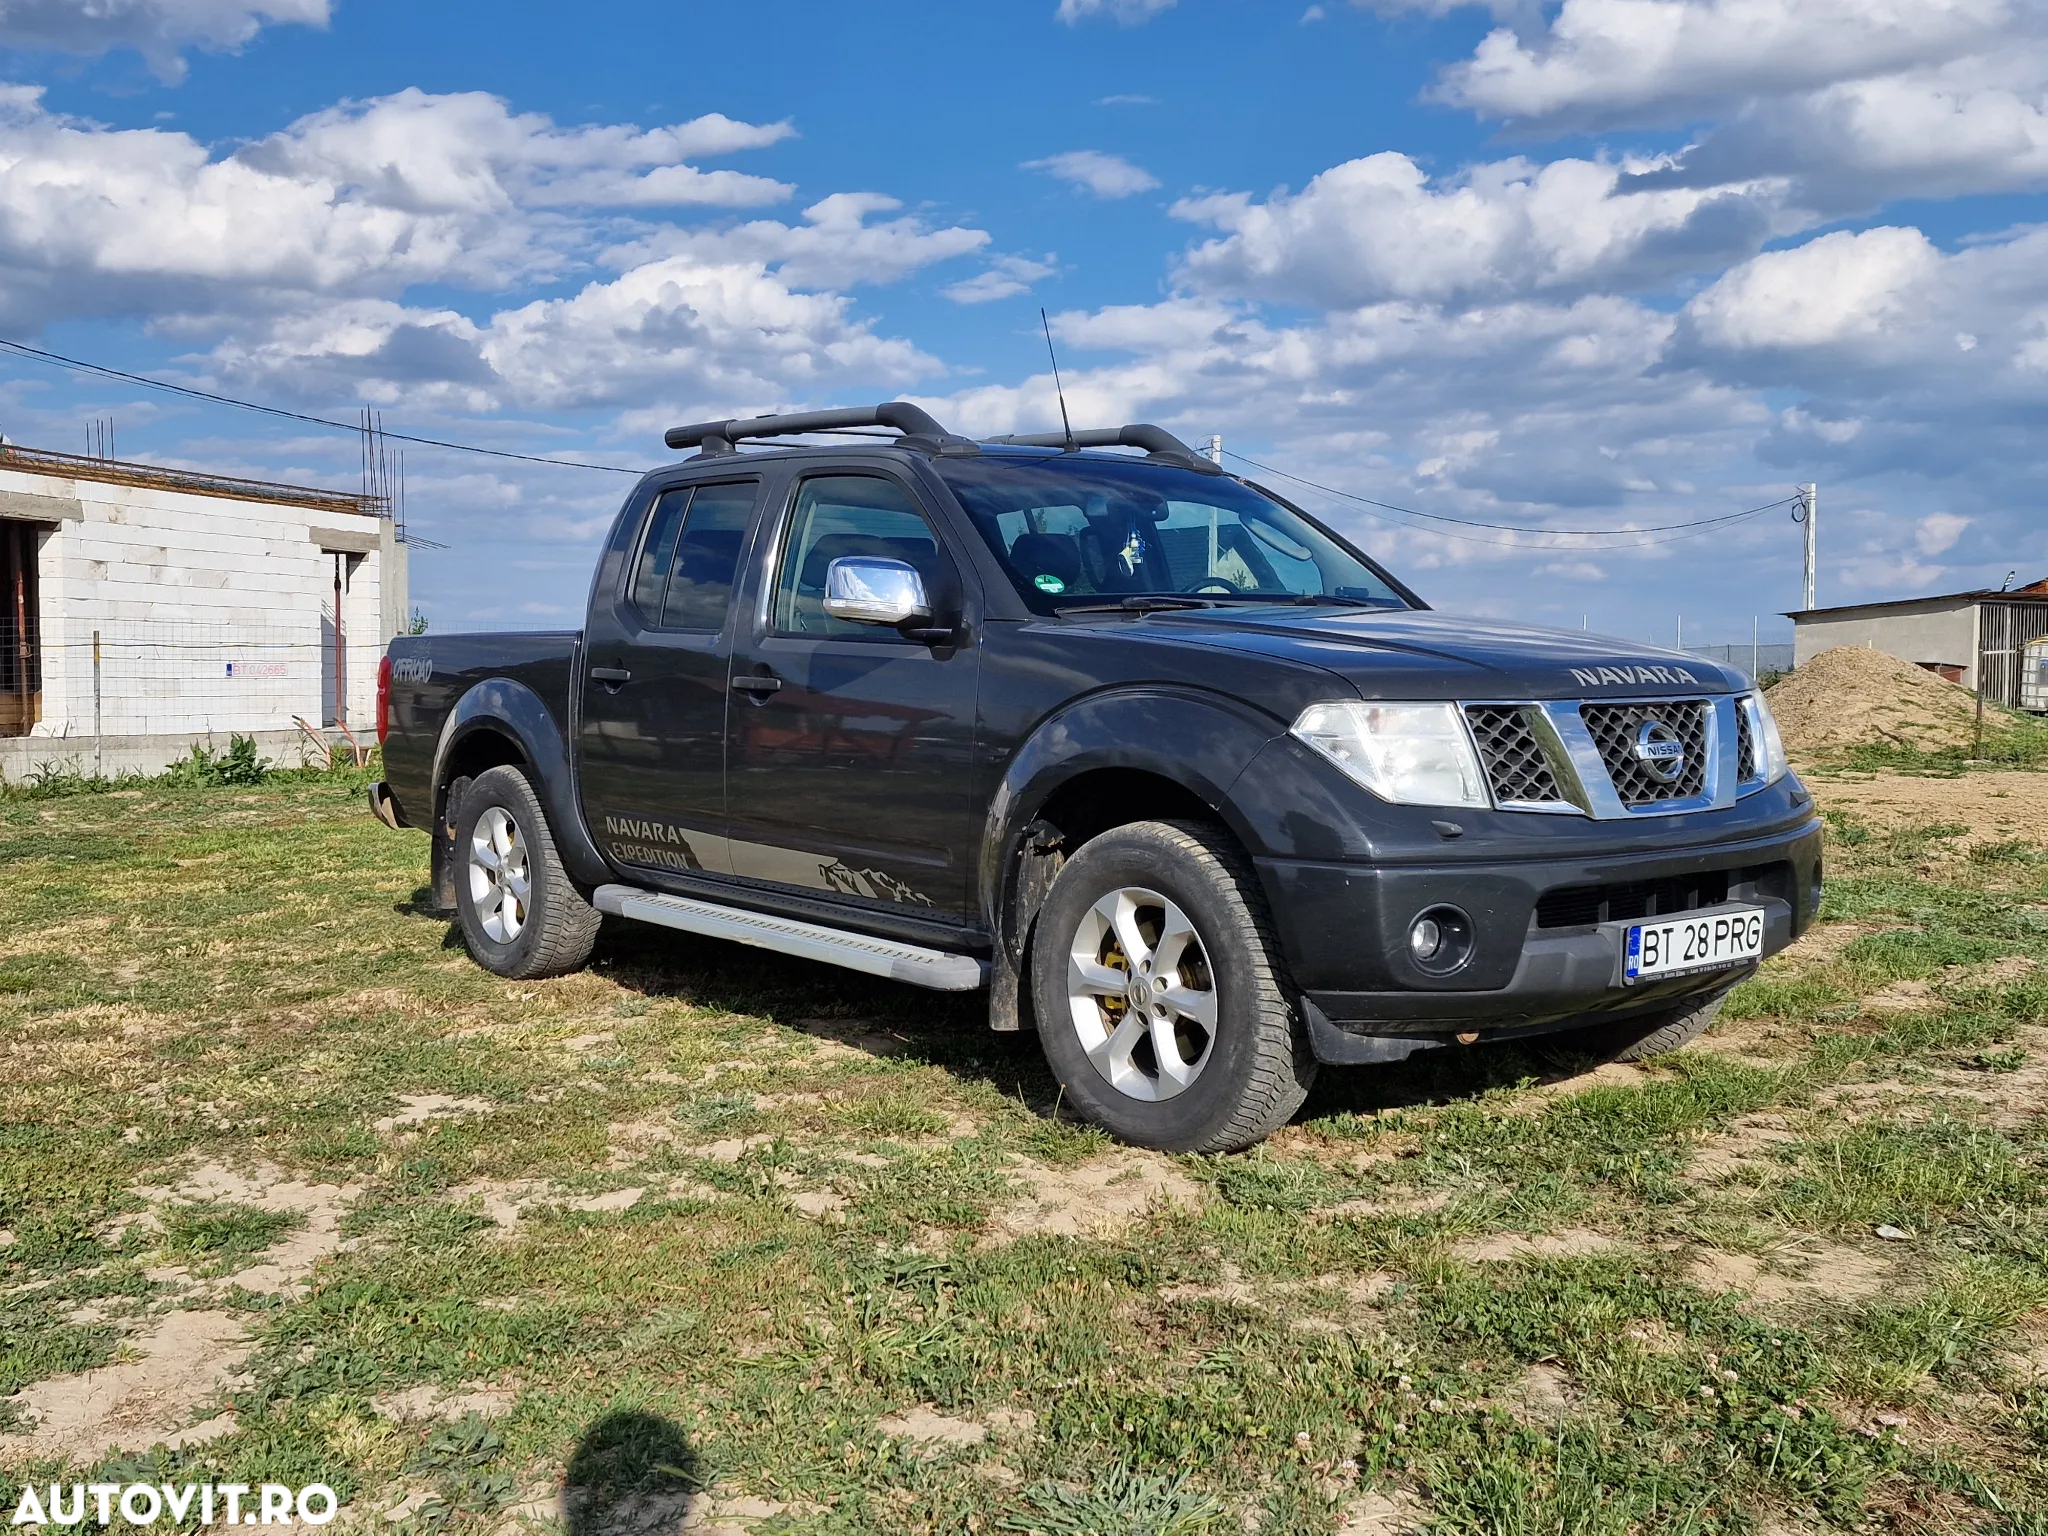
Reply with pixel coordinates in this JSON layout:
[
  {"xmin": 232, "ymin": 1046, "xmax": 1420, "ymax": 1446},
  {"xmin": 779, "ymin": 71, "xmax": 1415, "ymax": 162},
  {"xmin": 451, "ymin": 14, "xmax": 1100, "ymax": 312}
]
[
  {"xmin": 1740, "ymin": 691, "xmax": 1790, "ymax": 785},
  {"xmin": 1290, "ymin": 701, "xmax": 1489, "ymax": 808}
]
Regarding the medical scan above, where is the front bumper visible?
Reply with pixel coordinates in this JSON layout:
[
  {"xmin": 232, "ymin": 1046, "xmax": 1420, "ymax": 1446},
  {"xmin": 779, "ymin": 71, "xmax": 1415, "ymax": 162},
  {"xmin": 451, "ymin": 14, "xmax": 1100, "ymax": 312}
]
[{"xmin": 1257, "ymin": 812, "xmax": 1823, "ymax": 1060}]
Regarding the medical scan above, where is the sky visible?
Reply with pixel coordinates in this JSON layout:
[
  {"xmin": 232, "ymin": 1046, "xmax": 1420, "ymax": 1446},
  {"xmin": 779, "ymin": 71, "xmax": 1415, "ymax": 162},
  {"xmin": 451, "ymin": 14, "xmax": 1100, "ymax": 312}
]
[{"xmin": 0, "ymin": 0, "xmax": 2043, "ymax": 644}]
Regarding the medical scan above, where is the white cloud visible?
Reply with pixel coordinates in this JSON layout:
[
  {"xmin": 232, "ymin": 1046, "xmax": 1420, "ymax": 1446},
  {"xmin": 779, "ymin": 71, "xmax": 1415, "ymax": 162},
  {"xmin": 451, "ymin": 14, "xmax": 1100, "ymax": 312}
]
[
  {"xmin": 1173, "ymin": 150, "xmax": 1787, "ymax": 306},
  {"xmin": 1684, "ymin": 227, "xmax": 1943, "ymax": 354},
  {"xmin": 944, "ymin": 254, "xmax": 1059, "ymax": 304},
  {"xmin": 1095, "ymin": 93, "xmax": 1159, "ymax": 106},
  {"xmin": 0, "ymin": 0, "xmax": 329, "ymax": 82},
  {"xmin": 1916, "ymin": 512, "xmax": 1970, "ymax": 555},
  {"xmin": 0, "ymin": 86, "xmax": 801, "ymax": 327},
  {"xmin": 1025, "ymin": 149, "xmax": 1161, "ymax": 199},
  {"xmin": 1639, "ymin": 53, "xmax": 2048, "ymax": 210},
  {"xmin": 1436, "ymin": 0, "xmax": 2011, "ymax": 128},
  {"xmin": 613, "ymin": 193, "xmax": 988, "ymax": 291},
  {"xmin": 243, "ymin": 88, "xmax": 795, "ymax": 212},
  {"xmin": 1056, "ymin": 0, "xmax": 1177, "ymax": 22},
  {"xmin": 201, "ymin": 253, "xmax": 946, "ymax": 418}
]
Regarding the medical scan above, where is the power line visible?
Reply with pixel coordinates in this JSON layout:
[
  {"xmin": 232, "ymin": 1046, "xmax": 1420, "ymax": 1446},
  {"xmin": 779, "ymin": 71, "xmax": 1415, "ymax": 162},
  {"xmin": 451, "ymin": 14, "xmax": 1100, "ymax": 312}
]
[
  {"xmin": 0, "ymin": 337, "xmax": 645, "ymax": 475},
  {"xmin": 1224, "ymin": 448, "xmax": 1801, "ymax": 545}
]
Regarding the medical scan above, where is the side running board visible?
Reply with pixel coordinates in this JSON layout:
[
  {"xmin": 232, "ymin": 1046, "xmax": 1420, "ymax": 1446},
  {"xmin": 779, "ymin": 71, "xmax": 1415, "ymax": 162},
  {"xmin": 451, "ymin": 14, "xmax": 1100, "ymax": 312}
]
[{"xmin": 593, "ymin": 884, "xmax": 989, "ymax": 992}]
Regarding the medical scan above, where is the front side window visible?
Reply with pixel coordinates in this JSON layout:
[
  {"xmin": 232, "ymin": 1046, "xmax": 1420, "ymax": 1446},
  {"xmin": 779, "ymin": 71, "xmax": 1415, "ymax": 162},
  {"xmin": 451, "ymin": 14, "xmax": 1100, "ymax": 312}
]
[
  {"xmin": 627, "ymin": 480, "xmax": 758, "ymax": 631},
  {"xmin": 935, "ymin": 455, "xmax": 1414, "ymax": 615},
  {"xmin": 772, "ymin": 476, "xmax": 950, "ymax": 638}
]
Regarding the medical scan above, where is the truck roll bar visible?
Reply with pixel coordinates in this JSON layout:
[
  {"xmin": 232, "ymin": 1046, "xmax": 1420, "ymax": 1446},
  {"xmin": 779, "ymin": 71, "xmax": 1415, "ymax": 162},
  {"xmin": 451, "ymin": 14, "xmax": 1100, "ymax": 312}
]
[
  {"xmin": 664, "ymin": 403, "xmax": 976, "ymax": 457},
  {"xmin": 982, "ymin": 424, "xmax": 1223, "ymax": 473}
]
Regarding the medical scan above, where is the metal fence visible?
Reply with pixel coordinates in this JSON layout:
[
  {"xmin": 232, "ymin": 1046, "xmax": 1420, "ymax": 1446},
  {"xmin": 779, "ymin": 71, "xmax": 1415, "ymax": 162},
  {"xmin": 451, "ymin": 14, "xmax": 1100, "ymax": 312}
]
[
  {"xmin": 1685, "ymin": 643, "xmax": 1796, "ymax": 681},
  {"xmin": 0, "ymin": 619, "xmax": 378, "ymax": 748},
  {"xmin": 1978, "ymin": 601, "xmax": 2048, "ymax": 711}
]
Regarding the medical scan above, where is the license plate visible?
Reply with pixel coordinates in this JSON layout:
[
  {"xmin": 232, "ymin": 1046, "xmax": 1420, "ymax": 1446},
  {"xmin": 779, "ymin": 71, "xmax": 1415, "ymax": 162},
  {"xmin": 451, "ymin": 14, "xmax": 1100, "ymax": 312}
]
[{"xmin": 1623, "ymin": 906, "xmax": 1765, "ymax": 983}]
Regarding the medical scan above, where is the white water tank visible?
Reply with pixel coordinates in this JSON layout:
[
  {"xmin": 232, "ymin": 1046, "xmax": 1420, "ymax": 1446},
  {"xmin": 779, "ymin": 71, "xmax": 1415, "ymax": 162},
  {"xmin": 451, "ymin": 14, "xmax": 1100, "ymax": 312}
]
[{"xmin": 2022, "ymin": 636, "xmax": 2048, "ymax": 714}]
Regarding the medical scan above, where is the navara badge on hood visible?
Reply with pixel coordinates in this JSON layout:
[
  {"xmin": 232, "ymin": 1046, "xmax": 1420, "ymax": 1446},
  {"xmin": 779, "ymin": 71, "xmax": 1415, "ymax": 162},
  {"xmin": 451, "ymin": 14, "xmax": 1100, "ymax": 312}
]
[{"xmin": 1569, "ymin": 664, "xmax": 1700, "ymax": 688}]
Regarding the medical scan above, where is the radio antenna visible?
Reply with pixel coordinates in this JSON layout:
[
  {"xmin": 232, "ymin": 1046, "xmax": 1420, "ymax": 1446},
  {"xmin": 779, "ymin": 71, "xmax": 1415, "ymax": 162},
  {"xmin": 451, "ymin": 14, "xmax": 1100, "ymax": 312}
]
[{"xmin": 1041, "ymin": 308, "xmax": 1075, "ymax": 450}]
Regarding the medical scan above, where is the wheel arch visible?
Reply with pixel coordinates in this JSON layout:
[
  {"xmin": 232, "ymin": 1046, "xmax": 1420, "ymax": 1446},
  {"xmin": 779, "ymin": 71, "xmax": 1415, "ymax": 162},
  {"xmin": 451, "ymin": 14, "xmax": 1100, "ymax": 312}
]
[
  {"xmin": 979, "ymin": 686, "xmax": 1283, "ymax": 965},
  {"xmin": 428, "ymin": 678, "xmax": 611, "ymax": 902}
]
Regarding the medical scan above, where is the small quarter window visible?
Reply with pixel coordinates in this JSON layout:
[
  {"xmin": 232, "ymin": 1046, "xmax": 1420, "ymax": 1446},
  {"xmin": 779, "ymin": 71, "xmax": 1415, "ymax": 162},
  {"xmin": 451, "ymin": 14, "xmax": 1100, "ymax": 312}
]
[{"xmin": 629, "ymin": 480, "xmax": 759, "ymax": 631}]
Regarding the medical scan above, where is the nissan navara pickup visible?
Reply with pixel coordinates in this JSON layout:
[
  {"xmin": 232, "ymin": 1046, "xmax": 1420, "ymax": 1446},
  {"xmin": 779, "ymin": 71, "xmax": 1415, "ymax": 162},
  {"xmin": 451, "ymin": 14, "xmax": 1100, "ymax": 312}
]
[{"xmin": 369, "ymin": 403, "xmax": 1822, "ymax": 1152}]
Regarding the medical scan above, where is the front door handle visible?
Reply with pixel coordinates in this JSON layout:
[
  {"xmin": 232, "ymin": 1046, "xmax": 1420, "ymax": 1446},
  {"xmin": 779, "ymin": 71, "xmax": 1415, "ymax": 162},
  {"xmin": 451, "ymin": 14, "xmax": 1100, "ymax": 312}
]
[
  {"xmin": 590, "ymin": 666, "xmax": 632, "ymax": 689},
  {"xmin": 730, "ymin": 673, "xmax": 782, "ymax": 695}
]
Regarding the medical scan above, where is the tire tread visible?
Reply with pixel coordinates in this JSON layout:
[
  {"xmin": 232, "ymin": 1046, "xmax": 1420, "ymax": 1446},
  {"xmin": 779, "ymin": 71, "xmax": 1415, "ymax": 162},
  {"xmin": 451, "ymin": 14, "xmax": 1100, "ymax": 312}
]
[{"xmin": 458, "ymin": 765, "xmax": 601, "ymax": 980}]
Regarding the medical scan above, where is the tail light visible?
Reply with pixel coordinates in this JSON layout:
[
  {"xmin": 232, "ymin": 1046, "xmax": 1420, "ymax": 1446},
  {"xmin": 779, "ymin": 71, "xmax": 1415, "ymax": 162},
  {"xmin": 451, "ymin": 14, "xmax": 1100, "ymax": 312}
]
[{"xmin": 376, "ymin": 654, "xmax": 393, "ymax": 744}]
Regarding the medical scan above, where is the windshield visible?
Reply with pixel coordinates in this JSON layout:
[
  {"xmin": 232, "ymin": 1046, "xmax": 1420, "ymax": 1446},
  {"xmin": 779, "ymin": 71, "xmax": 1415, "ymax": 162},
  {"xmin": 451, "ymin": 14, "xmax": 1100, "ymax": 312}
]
[{"xmin": 934, "ymin": 454, "xmax": 1415, "ymax": 615}]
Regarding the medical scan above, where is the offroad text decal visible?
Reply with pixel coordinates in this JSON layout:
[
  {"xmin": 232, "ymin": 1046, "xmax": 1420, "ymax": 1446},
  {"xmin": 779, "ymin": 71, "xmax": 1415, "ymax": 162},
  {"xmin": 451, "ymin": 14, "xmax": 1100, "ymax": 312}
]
[
  {"xmin": 392, "ymin": 656, "xmax": 434, "ymax": 684},
  {"xmin": 601, "ymin": 813, "xmax": 703, "ymax": 873},
  {"xmin": 1569, "ymin": 664, "xmax": 1700, "ymax": 688}
]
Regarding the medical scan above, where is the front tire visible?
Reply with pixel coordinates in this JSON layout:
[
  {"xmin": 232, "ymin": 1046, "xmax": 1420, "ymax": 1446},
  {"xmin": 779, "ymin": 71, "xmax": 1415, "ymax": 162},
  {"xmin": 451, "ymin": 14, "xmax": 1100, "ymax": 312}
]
[
  {"xmin": 453, "ymin": 764, "xmax": 601, "ymax": 980},
  {"xmin": 1029, "ymin": 819, "xmax": 1316, "ymax": 1152}
]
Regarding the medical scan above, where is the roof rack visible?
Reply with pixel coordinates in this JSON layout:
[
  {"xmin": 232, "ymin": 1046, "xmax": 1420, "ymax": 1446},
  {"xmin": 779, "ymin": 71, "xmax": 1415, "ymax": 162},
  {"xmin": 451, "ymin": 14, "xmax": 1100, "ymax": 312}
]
[
  {"xmin": 982, "ymin": 425, "xmax": 1223, "ymax": 474},
  {"xmin": 664, "ymin": 403, "xmax": 977, "ymax": 458}
]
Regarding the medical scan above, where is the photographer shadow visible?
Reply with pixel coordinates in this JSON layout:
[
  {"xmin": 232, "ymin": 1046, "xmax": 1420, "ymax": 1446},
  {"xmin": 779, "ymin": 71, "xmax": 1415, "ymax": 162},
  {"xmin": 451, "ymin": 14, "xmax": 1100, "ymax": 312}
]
[{"xmin": 557, "ymin": 1408, "xmax": 704, "ymax": 1536}]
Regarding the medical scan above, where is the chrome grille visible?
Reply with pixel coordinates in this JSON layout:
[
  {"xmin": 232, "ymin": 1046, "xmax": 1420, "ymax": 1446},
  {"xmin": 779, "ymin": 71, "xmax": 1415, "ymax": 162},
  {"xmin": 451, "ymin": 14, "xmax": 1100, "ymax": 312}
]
[
  {"xmin": 1579, "ymin": 700, "xmax": 1711, "ymax": 805},
  {"xmin": 1736, "ymin": 706, "xmax": 1758, "ymax": 782},
  {"xmin": 1464, "ymin": 705, "xmax": 1566, "ymax": 804}
]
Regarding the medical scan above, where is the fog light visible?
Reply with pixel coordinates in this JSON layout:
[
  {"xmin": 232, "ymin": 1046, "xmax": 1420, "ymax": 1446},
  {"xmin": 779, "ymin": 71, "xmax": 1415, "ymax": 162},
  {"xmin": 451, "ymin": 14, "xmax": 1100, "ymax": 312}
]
[
  {"xmin": 1411, "ymin": 917, "xmax": 1443, "ymax": 961},
  {"xmin": 1408, "ymin": 906, "xmax": 1474, "ymax": 975}
]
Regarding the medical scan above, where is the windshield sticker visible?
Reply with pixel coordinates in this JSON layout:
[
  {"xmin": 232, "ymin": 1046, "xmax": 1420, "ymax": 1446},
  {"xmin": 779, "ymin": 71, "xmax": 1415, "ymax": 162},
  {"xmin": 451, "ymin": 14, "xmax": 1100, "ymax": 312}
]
[{"xmin": 1033, "ymin": 573, "xmax": 1066, "ymax": 594}]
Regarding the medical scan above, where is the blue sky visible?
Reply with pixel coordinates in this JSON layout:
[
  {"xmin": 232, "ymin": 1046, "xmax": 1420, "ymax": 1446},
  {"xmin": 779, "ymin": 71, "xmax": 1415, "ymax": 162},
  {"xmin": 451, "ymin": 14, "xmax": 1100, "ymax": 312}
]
[{"xmin": 0, "ymin": 0, "xmax": 2043, "ymax": 644}]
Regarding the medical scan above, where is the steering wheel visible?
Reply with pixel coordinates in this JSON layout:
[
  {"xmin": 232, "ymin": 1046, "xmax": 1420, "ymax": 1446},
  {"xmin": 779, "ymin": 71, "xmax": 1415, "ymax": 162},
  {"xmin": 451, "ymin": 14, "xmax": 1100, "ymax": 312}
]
[{"xmin": 1187, "ymin": 578, "xmax": 1244, "ymax": 595}]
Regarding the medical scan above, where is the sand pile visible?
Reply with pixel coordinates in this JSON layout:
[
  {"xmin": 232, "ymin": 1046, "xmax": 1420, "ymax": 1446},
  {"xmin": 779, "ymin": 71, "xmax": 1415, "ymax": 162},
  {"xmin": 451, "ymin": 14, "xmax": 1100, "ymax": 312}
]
[{"xmin": 1766, "ymin": 645, "xmax": 1992, "ymax": 757}]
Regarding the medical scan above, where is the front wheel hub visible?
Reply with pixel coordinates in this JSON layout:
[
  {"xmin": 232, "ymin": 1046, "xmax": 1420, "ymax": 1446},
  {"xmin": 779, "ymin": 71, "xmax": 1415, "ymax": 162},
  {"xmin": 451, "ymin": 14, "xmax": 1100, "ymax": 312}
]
[{"xmin": 1066, "ymin": 886, "xmax": 1217, "ymax": 1102}]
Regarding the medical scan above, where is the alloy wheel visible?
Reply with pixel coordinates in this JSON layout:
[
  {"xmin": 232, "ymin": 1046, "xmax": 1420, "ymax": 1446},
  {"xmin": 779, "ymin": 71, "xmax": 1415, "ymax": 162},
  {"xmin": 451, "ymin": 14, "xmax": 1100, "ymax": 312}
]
[
  {"xmin": 1066, "ymin": 885, "xmax": 1218, "ymax": 1101},
  {"xmin": 468, "ymin": 805, "xmax": 531, "ymax": 943}
]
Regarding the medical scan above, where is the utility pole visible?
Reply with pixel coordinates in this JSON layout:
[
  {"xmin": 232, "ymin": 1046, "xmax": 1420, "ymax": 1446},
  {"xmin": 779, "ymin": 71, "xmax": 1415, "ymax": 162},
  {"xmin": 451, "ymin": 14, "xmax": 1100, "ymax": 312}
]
[
  {"xmin": 1800, "ymin": 483, "xmax": 1818, "ymax": 610},
  {"xmin": 1205, "ymin": 434, "xmax": 1223, "ymax": 466}
]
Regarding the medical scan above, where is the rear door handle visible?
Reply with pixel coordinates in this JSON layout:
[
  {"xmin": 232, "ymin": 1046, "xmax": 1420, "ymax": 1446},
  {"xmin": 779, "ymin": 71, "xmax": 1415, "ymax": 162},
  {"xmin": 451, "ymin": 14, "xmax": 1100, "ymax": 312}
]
[
  {"xmin": 730, "ymin": 674, "xmax": 782, "ymax": 695},
  {"xmin": 590, "ymin": 667, "xmax": 631, "ymax": 687}
]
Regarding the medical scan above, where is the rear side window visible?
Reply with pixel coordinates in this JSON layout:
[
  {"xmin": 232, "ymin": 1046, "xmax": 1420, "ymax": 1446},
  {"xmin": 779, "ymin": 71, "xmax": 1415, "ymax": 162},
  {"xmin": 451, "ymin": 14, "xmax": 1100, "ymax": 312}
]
[
  {"xmin": 772, "ymin": 475, "xmax": 949, "ymax": 638},
  {"xmin": 628, "ymin": 480, "xmax": 759, "ymax": 631}
]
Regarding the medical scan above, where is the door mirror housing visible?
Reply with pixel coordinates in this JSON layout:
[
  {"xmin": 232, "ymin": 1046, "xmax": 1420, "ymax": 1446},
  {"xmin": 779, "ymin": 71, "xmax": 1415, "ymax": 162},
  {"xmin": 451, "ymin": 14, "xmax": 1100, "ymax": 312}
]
[{"xmin": 823, "ymin": 557, "xmax": 932, "ymax": 626}]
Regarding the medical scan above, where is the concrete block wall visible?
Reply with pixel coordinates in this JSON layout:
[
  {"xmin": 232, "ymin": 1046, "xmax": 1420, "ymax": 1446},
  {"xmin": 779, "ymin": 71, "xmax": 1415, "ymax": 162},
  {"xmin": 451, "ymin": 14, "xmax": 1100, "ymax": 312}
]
[
  {"xmin": 1, "ymin": 461, "xmax": 406, "ymax": 773},
  {"xmin": 1792, "ymin": 602, "xmax": 1981, "ymax": 689}
]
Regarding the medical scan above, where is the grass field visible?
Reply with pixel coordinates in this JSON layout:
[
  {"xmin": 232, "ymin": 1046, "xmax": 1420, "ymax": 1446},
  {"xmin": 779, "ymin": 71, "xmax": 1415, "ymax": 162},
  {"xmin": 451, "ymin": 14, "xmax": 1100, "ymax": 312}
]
[{"xmin": 3, "ymin": 764, "xmax": 2048, "ymax": 1535}]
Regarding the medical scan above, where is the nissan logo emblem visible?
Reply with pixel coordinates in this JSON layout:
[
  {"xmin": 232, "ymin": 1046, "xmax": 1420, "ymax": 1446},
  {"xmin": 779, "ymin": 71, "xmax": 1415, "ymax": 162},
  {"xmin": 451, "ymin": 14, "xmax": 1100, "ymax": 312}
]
[{"xmin": 1633, "ymin": 719, "xmax": 1687, "ymax": 782}]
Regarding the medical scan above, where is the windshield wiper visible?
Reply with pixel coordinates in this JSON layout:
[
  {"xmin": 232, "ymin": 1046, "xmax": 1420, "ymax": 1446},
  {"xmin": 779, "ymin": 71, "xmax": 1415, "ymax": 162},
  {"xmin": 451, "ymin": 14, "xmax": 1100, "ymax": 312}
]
[
  {"xmin": 1053, "ymin": 595, "xmax": 1214, "ymax": 616},
  {"xmin": 1190, "ymin": 592, "xmax": 1386, "ymax": 608}
]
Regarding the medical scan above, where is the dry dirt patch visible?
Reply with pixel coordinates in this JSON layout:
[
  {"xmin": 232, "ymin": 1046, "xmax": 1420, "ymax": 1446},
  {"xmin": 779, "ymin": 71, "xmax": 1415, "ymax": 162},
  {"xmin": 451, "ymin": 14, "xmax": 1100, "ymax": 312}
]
[
  {"xmin": 1689, "ymin": 1242, "xmax": 1893, "ymax": 1304},
  {"xmin": 986, "ymin": 1151, "xmax": 1206, "ymax": 1239},
  {"xmin": 876, "ymin": 1406, "xmax": 988, "ymax": 1449},
  {"xmin": 0, "ymin": 1310, "xmax": 246, "ymax": 1465},
  {"xmin": 0, "ymin": 1160, "xmax": 367, "ymax": 1462},
  {"xmin": 373, "ymin": 1094, "xmax": 493, "ymax": 1133},
  {"xmin": 1336, "ymin": 1489, "xmax": 1430, "ymax": 1536},
  {"xmin": 1453, "ymin": 1229, "xmax": 1620, "ymax": 1262},
  {"xmin": 134, "ymin": 1159, "xmax": 362, "ymax": 1296},
  {"xmin": 1804, "ymin": 768, "xmax": 2048, "ymax": 850}
]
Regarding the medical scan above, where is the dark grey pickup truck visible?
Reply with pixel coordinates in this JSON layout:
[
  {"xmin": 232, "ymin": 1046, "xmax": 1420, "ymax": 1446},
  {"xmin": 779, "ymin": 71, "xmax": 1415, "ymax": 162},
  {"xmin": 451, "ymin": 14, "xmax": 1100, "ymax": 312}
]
[{"xmin": 370, "ymin": 403, "xmax": 1822, "ymax": 1151}]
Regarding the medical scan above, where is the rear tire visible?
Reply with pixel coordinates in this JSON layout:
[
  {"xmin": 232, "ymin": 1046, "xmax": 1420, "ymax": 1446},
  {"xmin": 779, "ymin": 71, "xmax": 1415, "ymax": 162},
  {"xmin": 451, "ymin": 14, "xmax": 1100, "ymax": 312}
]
[
  {"xmin": 453, "ymin": 765, "xmax": 601, "ymax": 980},
  {"xmin": 1563, "ymin": 988, "xmax": 1730, "ymax": 1063},
  {"xmin": 1029, "ymin": 819, "xmax": 1316, "ymax": 1152}
]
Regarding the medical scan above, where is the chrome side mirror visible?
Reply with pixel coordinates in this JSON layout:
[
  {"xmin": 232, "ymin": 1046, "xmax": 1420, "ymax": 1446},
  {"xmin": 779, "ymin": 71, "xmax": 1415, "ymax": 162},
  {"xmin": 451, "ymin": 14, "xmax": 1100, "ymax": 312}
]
[{"xmin": 822, "ymin": 556, "xmax": 931, "ymax": 626}]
